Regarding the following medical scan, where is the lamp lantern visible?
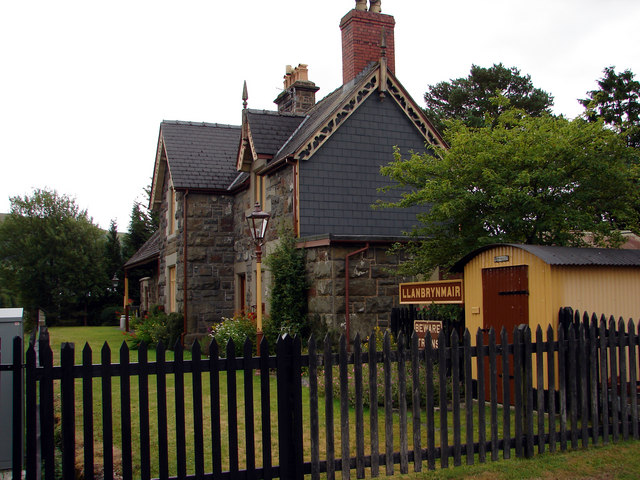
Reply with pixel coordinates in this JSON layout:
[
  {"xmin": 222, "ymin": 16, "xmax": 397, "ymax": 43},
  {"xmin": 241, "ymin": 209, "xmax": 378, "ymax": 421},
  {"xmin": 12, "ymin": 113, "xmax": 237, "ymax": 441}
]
[{"xmin": 246, "ymin": 202, "xmax": 270, "ymax": 249}]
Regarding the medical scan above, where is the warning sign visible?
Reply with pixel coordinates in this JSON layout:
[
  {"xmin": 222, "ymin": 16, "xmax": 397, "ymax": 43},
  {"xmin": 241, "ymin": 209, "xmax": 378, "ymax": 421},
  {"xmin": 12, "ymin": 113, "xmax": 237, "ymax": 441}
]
[{"xmin": 414, "ymin": 320, "xmax": 443, "ymax": 349}]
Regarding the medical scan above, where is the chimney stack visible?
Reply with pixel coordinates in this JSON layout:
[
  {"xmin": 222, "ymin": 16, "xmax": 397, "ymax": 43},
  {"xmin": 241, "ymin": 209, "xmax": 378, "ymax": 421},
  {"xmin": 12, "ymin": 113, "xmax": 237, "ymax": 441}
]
[
  {"xmin": 340, "ymin": 8, "xmax": 395, "ymax": 85},
  {"xmin": 274, "ymin": 64, "xmax": 320, "ymax": 115}
]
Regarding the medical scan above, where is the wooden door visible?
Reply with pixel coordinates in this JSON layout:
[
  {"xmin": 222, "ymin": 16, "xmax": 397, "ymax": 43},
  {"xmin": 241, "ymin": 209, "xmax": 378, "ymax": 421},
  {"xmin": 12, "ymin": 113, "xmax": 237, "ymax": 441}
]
[{"xmin": 481, "ymin": 265, "xmax": 529, "ymax": 403}]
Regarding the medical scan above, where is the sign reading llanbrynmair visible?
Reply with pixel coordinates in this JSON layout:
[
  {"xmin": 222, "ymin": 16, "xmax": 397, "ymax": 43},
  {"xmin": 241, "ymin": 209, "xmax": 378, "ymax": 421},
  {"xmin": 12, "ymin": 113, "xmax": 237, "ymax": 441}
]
[{"xmin": 399, "ymin": 279, "xmax": 464, "ymax": 304}]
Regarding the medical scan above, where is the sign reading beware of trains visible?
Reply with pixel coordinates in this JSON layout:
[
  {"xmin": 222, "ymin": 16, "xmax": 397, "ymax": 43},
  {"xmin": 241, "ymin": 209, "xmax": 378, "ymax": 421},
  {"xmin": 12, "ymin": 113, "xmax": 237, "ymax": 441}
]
[
  {"xmin": 398, "ymin": 279, "xmax": 464, "ymax": 305},
  {"xmin": 413, "ymin": 320, "xmax": 443, "ymax": 349}
]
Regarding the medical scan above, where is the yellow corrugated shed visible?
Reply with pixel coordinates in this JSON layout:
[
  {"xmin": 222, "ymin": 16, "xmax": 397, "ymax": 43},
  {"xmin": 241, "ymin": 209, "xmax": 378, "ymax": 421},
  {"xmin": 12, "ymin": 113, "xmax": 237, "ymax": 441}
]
[
  {"xmin": 452, "ymin": 244, "xmax": 640, "ymax": 392},
  {"xmin": 453, "ymin": 244, "xmax": 640, "ymax": 336}
]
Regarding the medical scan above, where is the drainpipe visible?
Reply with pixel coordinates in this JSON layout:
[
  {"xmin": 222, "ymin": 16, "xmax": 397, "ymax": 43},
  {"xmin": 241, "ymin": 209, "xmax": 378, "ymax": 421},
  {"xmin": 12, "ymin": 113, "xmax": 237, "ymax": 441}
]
[
  {"xmin": 181, "ymin": 189, "xmax": 189, "ymax": 346},
  {"xmin": 124, "ymin": 269, "xmax": 130, "ymax": 331},
  {"xmin": 345, "ymin": 243, "xmax": 369, "ymax": 348}
]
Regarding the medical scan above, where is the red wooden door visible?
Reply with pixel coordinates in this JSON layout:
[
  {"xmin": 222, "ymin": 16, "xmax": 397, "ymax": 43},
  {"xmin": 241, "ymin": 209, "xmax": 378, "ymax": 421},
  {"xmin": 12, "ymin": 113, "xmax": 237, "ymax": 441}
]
[{"xmin": 481, "ymin": 265, "xmax": 529, "ymax": 403}]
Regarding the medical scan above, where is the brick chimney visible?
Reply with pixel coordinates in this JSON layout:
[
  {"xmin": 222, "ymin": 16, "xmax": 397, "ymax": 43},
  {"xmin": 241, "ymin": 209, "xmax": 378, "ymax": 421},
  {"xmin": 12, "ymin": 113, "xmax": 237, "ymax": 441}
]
[
  {"xmin": 274, "ymin": 64, "xmax": 320, "ymax": 115},
  {"xmin": 340, "ymin": 9, "xmax": 395, "ymax": 85}
]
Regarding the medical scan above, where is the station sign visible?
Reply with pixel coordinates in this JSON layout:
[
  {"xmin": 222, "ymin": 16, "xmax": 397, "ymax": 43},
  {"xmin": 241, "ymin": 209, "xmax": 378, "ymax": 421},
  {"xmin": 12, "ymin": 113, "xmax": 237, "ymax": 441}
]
[{"xmin": 399, "ymin": 279, "xmax": 464, "ymax": 305}]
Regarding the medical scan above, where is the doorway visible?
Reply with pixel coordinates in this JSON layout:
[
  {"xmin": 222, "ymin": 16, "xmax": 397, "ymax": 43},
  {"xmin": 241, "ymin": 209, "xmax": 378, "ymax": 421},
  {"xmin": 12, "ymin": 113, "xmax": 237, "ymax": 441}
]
[{"xmin": 481, "ymin": 265, "xmax": 529, "ymax": 403}]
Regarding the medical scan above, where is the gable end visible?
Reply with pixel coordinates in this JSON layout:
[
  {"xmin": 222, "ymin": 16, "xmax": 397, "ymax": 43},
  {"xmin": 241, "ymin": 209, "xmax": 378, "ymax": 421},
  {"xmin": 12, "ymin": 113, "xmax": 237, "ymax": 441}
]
[
  {"xmin": 297, "ymin": 73, "xmax": 379, "ymax": 161},
  {"xmin": 385, "ymin": 76, "xmax": 445, "ymax": 148}
]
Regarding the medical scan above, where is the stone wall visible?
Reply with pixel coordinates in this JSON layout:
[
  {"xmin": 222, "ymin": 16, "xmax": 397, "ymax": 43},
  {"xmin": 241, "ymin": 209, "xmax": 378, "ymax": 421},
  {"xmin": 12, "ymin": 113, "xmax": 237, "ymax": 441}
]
[
  {"xmin": 155, "ymin": 171, "xmax": 176, "ymax": 311},
  {"xmin": 233, "ymin": 164, "xmax": 296, "ymax": 313},
  {"xmin": 180, "ymin": 192, "xmax": 236, "ymax": 340},
  {"xmin": 306, "ymin": 242, "xmax": 413, "ymax": 341}
]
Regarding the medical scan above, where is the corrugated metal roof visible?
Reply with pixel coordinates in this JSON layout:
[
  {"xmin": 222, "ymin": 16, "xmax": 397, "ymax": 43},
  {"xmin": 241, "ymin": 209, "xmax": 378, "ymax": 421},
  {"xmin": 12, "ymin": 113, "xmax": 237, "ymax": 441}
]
[
  {"xmin": 517, "ymin": 244, "xmax": 640, "ymax": 266},
  {"xmin": 452, "ymin": 244, "xmax": 640, "ymax": 271}
]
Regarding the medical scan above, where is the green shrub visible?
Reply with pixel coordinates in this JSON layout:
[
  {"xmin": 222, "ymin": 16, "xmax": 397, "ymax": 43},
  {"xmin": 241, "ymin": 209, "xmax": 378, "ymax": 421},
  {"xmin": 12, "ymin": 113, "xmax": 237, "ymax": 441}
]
[
  {"xmin": 99, "ymin": 305, "xmax": 121, "ymax": 326},
  {"xmin": 264, "ymin": 226, "xmax": 308, "ymax": 346},
  {"xmin": 209, "ymin": 311, "xmax": 257, "ymax": 356},
  {"xmin": 127, "ymin": 307, "xmax": 183, "ymax": 350}
]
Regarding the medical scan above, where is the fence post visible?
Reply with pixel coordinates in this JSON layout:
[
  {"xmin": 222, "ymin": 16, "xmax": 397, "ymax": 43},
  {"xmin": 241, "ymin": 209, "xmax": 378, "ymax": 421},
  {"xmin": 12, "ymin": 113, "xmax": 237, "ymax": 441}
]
[
  {"xmin": 276, "ymin": 334, "xmax": 304, "ymax": 480},
  {"xmin": 61, "ymin": 342, "xmax": 75, "ymax": 479}
]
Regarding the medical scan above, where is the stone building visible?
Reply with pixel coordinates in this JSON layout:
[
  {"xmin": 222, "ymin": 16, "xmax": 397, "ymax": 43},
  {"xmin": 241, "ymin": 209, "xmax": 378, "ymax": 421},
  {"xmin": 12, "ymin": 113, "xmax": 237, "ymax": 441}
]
[{"xmin": 124, "ymin": 3, "xmax": 445, "ymax": 344}]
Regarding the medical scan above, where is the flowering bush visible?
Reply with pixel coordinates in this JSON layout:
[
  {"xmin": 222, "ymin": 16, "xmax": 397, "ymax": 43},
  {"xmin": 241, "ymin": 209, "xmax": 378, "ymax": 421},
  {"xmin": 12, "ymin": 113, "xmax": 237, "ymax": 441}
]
[
  {"xmin": 127, "ymin": 306, "xmax": 183, "ymax": 350},
  {"xmin": 209, "ymin": 311, "xmax": 257, "ymax": 356}
]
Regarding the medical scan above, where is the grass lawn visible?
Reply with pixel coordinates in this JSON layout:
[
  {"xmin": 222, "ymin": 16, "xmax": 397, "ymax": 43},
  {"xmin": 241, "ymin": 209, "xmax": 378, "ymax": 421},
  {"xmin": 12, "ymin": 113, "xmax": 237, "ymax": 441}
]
[
  {"xmin": 391, "ymin": 440, "xmax": 640, "ymax": 479},
  {"xmin": 47, "ymin": 325, "xmax": 189, "ymax": 363},
  {"xmin": 42, "ymin": 326, "xmax": 640, "ymax": 480}
]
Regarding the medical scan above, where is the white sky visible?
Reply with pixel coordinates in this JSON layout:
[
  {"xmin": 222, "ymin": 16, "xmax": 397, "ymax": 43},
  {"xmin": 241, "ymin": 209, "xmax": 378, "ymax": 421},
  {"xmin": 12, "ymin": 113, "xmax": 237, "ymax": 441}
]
[{"xmin": 1, "ymin": 0, "xmax": 639, "ymax": 231}]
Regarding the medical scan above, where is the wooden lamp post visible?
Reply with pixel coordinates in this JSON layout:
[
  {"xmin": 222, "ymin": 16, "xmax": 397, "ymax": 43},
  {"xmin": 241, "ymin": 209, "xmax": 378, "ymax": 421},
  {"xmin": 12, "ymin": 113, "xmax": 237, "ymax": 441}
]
[{"xmin": 246, "ymin": 202, "xmax": 270, "ymax": 355}]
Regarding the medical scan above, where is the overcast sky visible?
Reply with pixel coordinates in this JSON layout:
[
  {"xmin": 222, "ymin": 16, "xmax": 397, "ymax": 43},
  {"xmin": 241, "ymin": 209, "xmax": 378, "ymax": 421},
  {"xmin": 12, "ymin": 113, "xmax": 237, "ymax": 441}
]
[{"xmin": 1, "ymin": 0, "xmax": 639, "ymax": 231}]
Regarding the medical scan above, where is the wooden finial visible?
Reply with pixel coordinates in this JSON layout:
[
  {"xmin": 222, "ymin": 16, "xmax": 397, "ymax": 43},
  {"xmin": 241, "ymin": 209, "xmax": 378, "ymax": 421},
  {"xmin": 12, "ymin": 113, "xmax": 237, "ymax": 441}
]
[
  {"xmin": 242, "ymin": 80, "xmax": 248, "ymax": 109},
  {"xmin": 379, "ymin": 27, "xmax": 387, "ymax": 99}
]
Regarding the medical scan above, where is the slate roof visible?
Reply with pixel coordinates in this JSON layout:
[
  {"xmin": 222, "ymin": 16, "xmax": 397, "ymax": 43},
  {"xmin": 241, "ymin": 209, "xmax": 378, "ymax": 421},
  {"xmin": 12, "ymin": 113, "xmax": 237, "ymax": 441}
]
[
  {"xmin": 161, "ymin": 121, "xmax": 241, "ymax": 190},
  {"xmin": 124, "ymin": 230, "xmax": 162, "ymax": 268},
  {"xmin": 452, "ymin": 244, "xmax": 640, "ymax": 272},
  {"xmin": 274, "ymin": 62, "xmax": 379, "ymax": 161},
  {"xmin": 238, "ymin": 63, "xmax": 379, "ymax": 164},
  {"xmin": 245, "ymin": 110, "xmax": 304, "ymax": 157}
]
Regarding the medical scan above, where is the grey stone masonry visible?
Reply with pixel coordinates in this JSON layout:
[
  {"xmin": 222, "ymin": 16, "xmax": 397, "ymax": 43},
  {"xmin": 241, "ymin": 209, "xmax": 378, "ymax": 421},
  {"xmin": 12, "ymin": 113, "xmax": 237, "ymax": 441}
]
[
  {"xmin": 305, "ymin": 242, "xmax": 414, "ymax": 341},
  {"xmin": 179, "ymin": 192, "xmax": 236, "ymax": 335}
]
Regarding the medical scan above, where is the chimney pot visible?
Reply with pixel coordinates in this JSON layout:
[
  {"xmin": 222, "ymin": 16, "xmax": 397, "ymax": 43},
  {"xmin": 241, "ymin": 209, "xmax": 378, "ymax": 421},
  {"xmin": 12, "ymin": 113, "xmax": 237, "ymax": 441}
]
[
  {"xmin": 340, "ymin": 9, "xmax": 395, "ymax": 85},
  {"xmin": 275, "ymin": 64, "xmax": 320, "ymax": 115}
]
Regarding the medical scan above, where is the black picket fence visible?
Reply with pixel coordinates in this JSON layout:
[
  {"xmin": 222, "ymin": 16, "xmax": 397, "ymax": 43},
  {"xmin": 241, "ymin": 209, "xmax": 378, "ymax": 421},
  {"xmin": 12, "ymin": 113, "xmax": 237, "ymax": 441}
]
[{"xmin": 3, "ymin": 309, "xmax": 640, "ymax": 479}]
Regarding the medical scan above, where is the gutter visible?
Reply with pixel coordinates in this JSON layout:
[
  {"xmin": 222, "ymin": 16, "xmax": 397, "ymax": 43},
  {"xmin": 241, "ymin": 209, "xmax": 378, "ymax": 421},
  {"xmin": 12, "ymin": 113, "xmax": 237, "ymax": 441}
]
[{"xmin": 345, "ymin": 243, "xmax": 369, "ymax": 348}]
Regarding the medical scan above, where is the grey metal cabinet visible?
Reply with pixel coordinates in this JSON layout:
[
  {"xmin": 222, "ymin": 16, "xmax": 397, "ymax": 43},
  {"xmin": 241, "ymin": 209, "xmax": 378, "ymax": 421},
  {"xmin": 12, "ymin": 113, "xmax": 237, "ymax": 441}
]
[{"xmin": 0, "ymin": 308, "xmax": 23, "ymax": 470}]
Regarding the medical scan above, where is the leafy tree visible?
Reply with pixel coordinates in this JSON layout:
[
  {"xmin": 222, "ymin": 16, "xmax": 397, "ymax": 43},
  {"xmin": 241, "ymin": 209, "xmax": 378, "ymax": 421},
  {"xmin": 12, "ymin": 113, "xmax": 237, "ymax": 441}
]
[
  {"xmin": 378, "ymin": 109, "xmax": 640, "ymax": 276},
  {"xmin": 424, "ymin": 63, "xmax": 554, "ymax": 132},
  {"xmin": 580, "ymin": 66, "xmax": 640, "ymax": 148},
  {"xmin": 122, "ymin": 201, "xmax": 157, "ymax": 260},
  {"xmin": 0, "ymin": 189, "xmax": 108, "ymax": 323}
]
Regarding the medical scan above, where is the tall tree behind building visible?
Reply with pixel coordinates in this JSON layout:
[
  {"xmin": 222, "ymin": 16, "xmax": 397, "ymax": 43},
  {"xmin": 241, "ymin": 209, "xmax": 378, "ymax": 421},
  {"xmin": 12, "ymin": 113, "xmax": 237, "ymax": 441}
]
[
  {"xmin": 104, "ymin": 219, "xmax": 123, "ymax": 300},
  {"xmin": 122, "ymin": 188, "xmax": 158, "ymax": 308},
  {"xmin": 423, "ymin": 63, "xmax": 554, "ymax": 132},
  {"xmin": 580, "ymin": 66, "xmax": 640, "ymax": 148}
]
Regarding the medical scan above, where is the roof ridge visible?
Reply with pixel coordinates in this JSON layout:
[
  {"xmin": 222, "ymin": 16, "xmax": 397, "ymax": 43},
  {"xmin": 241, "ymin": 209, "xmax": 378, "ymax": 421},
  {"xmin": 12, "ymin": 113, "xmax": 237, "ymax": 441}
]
[
  {"xmin": 246, "ymin": 108, "xmax": 305, "ymax": 118},
  {"xmin": 161, "ymin": 120, "xmax": 241, "ymax": 129}
]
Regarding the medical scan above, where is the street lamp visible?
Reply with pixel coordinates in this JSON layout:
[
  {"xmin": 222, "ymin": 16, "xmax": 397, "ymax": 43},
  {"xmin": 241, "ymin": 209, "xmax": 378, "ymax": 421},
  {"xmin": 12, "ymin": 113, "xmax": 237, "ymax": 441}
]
[
  {"xmin": 111, "ymin": 273, "xmax": 119, "ymax": 291},
  {"xmin": 246, "ymin": 202, "xmax": 270, "ymax": 355}
]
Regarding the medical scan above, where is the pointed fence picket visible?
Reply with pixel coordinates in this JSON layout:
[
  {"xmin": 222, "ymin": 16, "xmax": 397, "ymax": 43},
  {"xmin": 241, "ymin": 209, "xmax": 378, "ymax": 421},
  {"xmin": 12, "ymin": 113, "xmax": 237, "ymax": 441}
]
[{"xmin": 3, "ymin": 309, "xmax": 639, "ymax": 479}]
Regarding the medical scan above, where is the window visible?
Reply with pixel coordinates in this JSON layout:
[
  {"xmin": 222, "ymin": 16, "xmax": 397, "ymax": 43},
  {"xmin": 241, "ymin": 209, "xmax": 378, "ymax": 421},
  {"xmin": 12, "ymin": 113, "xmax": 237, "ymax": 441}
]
[
  {"xmin": 169, "ymin": 186, "xmax": 177, "ymax": 235},
  {"xmin": 168, "ymin": 265, "xmax": 177, "ymax": 312},
  {"xmin": 237, "ymin": 273, "xmax": 246, "ymax": 312}
]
